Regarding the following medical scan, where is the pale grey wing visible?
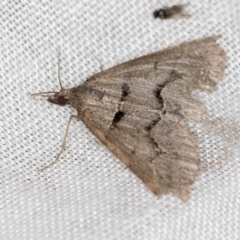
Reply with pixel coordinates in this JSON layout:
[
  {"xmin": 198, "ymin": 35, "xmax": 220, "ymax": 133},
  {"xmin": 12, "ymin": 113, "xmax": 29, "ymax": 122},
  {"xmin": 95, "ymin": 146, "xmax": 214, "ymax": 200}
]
[
  {"xmin": 80, "ymin": 99, "xmax": 199, "ymax": 201},
  {"xmin": 78, "ymin": 36, "xmax": 225, "ymax": 201},
  {"xmin": 85, "ymin": 36, "xmax": 225, "ymax": 122}
]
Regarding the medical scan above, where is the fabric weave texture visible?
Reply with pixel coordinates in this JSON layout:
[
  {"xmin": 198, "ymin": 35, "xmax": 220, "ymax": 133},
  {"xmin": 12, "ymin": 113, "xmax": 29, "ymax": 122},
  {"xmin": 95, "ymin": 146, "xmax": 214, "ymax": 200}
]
[{"xmin": 0, "ymin": 0, "xmax": 240, "ymax": 239}]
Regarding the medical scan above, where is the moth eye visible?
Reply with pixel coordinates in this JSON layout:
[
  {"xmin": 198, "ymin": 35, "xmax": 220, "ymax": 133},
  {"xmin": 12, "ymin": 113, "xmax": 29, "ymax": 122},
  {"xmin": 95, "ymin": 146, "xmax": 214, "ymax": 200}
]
[{"xmin": 58, "ymin": 96, "xmax": 67, "ymax": 106}]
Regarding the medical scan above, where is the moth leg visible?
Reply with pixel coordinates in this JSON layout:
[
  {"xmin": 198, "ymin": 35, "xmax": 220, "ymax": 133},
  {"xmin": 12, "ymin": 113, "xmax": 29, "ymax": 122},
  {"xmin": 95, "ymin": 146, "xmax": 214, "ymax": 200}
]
[
  {"xmin": 96, "ymin": 57, "xmax": 104, "ymax": 72},
  {"xmin": 38, "ymin": 115, "xmax": 78, "ymax": 172}
]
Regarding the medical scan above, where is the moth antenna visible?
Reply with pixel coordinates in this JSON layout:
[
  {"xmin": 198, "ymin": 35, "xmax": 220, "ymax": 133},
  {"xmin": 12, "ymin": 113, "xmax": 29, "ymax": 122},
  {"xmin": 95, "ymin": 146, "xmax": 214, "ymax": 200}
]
[
  {"xmin": 57, "ymin": 47, "xmax": 64, "ymax": 90},
  {"xmin": 38, "ymin": 115, "xmax": 78, "ymax": 172},
  {"xmin": 30, "ymin": 91, "xmax": 58, "ymax": 97},
  {"xmin": 30, "ymin": 48, "xmax": 63, "ymax": 98}
]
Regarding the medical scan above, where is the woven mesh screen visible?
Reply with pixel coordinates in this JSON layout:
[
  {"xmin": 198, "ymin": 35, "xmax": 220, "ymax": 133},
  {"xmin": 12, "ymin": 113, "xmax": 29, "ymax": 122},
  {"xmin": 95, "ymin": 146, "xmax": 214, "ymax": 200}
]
[{"xmin": 1, "ymin": 0, "xmax": 240, "ymax": 239}]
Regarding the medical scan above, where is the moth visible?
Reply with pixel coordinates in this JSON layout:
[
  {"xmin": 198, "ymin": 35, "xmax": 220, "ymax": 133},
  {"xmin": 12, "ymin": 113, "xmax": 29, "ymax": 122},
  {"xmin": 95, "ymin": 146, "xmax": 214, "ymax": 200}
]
[
  {"xmin": 153, "ymin": 4, "xmax": 190, "ymax": 19},
  {"xmin": 32, "ymin": 36, "xmax": 226, "ymax": 201}
]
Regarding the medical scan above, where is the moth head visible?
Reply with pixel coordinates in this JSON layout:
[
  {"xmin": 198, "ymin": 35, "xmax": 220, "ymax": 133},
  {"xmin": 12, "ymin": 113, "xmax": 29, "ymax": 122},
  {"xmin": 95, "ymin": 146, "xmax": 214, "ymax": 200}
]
[
  {"xmin": 30, "ymin": 49, "xmax": 72, "ymax": 106},
  {"xmin": 30, "ymin": 90, "xmax": 70, "ymax": 107},
  {"xmin": 31, "ymin": 51, "xmax": 70, "ymax": 106},
  {"xmin": 47, "ymin": 90, "xmax": 69, "ymax": 106}
]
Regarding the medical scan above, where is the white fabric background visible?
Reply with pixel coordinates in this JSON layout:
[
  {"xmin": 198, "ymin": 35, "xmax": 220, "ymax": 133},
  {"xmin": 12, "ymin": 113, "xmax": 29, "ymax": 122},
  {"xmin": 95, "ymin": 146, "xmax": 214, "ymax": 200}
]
[{"xmin": 1, "ymin": 0, "xmax": 240, "ymax": 239}]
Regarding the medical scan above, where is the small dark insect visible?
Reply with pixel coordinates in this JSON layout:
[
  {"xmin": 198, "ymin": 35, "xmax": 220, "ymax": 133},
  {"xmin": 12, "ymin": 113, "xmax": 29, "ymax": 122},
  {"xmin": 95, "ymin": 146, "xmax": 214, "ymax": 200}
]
[{"xmin": 153, "ymin": 4, "xmax": 190, "ymax": 20}]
